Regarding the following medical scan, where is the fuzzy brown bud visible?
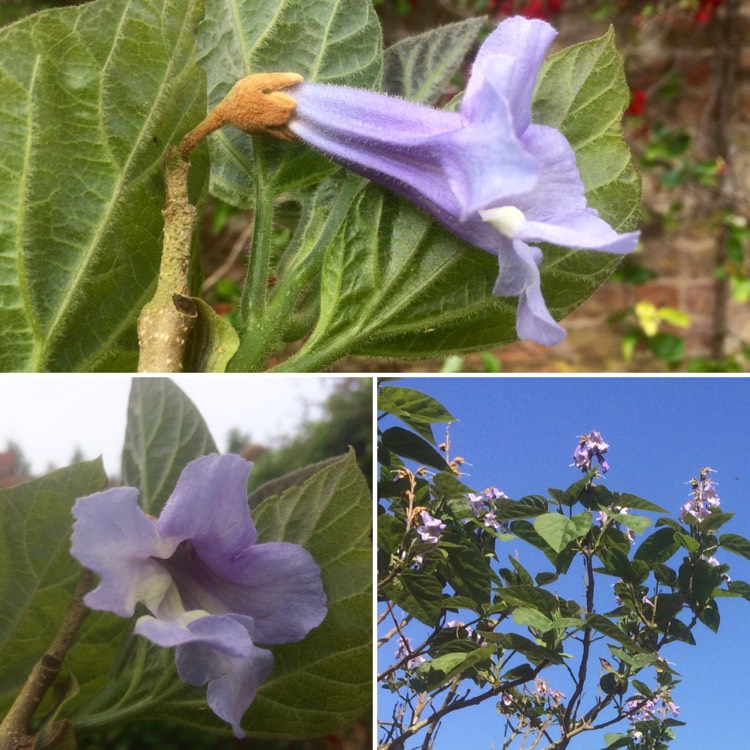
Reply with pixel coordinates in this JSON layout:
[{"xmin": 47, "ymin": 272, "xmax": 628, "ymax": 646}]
[{"xmin": 179, "ymin": 72, "xmax": 303, "ymax": 157}]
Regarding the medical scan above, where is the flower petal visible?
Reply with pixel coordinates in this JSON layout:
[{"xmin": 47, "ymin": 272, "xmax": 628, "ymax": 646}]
[
  {"xmin": 515, "ymin": 124, "xmax": 639, "ymax": 252},
  {"xmin": 217, "ymin": 542, "xmax": 328, "ymax": 645},
  {"xmin": 175, "ymin": 615, "xmax": 274, "ymax": 739},
  {"xmin": 135, "ymin": 612, "xmax": 254, "ymax": 658},
  {"xmin": 157, "ymin": 454, "xmax": 257, "ymax": 580},
  {"xmin": 493, "ymin": 239, "xmax": 565, "ymax": 345},
  {"xmin": 72, "ymin": 488, "xmax": 175, "ymax": 617},
  {"xmin": 463, "ymin": 17, "xmax": 557, "ymax": 133},
  {"xmin": 520, "ymin": 211, "xmax": 639, "ymax": 254}
]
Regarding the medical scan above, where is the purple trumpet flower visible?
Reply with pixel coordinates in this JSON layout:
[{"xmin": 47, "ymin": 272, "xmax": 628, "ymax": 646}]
[
  {"xmin": 71, "ymin": 454, "xmax": 327, "ymax": 737},
  {"xmin": 415, "ymin": 510, "xmax": 446, "ymax": 543},
  {"xmin": 286, "ymin": 17, "xmax": 639, "ymax": 345}
]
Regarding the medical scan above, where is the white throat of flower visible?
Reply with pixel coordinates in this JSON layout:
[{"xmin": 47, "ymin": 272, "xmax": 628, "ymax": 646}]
[{"xmin": 480, "ymin": 206, "xmax": 526, "ymax": 238}]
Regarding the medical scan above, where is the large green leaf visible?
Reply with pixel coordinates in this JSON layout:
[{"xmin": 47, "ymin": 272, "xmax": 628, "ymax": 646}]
[
  {"xmin": 196, "ymin": 0, "xmax": 382, "ymax": 205},
  {"xmin": 381, "ymin": 426, "xmax": 451, "ymax": 471},
  {"xmin": 378, "ymin": 385, "xmax": 456, "ymax": 444},
  {"xmin": 274, "ymin": 27, "xmax": 640, "ymax": 369},
  {"xmin": 381, "ymin": 17, "xmax": 485, "ymax": 104},
  {"xmin": 0, "ymin": 0, "xmax": 207, "ymax": 372},
  {"xmin": 121, "ymin": 378, "xmax": 218, "ymax": 516},
  {"xmin": 0, "ymin": 461, "xmax": 125, "ymax": 717},
  {"xmin": 387, "ymin": 571, "xmax": 444, "ymax": 627}
]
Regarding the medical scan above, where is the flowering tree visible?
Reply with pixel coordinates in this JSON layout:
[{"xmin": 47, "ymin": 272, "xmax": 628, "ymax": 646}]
[
  {"xmin": 0, "ymin": 0, "xmax": 639, "ymax": 372},
  {"xmin": 0, "ymin": 379, "xmax": 371, "ymax": 748},
  {"xmin": 377, "ymin": 384, "xmax": 750, "ymax": 749}
]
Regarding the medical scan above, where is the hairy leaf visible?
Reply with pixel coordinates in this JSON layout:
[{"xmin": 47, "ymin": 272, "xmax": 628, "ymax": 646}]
[
  {"xmin": 0, "ymin": 0, "xmax": 207, "ymax": 372},
  {"xmin": 121, "ymin": 378, "xmax": 217, "ymax": 516},
  {"xmin": 378, "ymin": 385, "xmax": 456, "ymax": 444},
  {"xmin": 0, "ymin": 461, "xmax": 123, "ymax": 717},
  {"xmin": 382, "ymin": 17, "xmax": 485, "ymax": 104}
]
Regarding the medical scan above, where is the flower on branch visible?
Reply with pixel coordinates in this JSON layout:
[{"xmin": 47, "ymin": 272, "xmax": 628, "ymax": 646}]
[
  {"xmin": 71, "ymin": 454, "xmax": 327, "ymax": 737},
  {"xmin": 281, "ymin": 17, "xmax": 639, "ymax": 345},
  {"xmin": 415, "ymin": 510, "xmax": 446, "ymax": 543},
  {"xmin": 573, "ymin": 430, "xmax": 610, "ymax": 473},
  {"xmin": 680, "ymin": 466, "xmax": 720, "ymax": 522}
]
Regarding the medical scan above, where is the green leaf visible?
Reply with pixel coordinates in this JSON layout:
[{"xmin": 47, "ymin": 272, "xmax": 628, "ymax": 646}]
[
  {"xmin": 720, "ymin": 533, "xmax": 750, "ymax": 560},
  {"xmin": 380, "ymin": 426, "xmax": 451, "ymax": 471},
  {"xmin": 534, "ymin": 513, "xmax": 583, "ymax": 553},
  {"xmin": 614, "ymin": 492, "xmax": 669, "ymax": 514},
  {"xmin": 163, "ymin": 450, "xmax": 372, "ymax": 737},
  {"xmin": 196, "ymin": 0, "xmax": 382, "ymax": 205},
  {"xmin": 585, "ymin": 614, "xmax": 644, "ymax": 651},
  {"xmin": 415, "ymin": 643, "xmax": 496, "ymax": 690},
  {"xmin": 438, "ymin": 531, "xmax": 492, "ymax": 605},
  {"xmin": 382, "ymin": 17, "xmax": 485, "ymax": 104},
  {"xmin": 0, "ymin": 0, "xmax": 207, "ymax": 372},
  {"xmin": 633, "ymin": 528, "xmax": 679, "ymax": 565},
  {"xmin": 387, "ymin": 570, "xmax": 444, "ymax": 626},
  {"xmin": 0, "ymin": 461, "xmax": 122, "ymax": 717},
  {"xmin": 378, "ymin": 385, "xmax": 456, "ymax": 444},
  {"xmin": 675, "ymin": 532, "xmax": 701, "ymax": 554},
  {"xmin": 121, "ymin": 378, "xmax": 217, "ymax": 516},
  {"xmin": 613, "ymin": 512, "xmax": 652, "ymax": 534},
  {"xmin": 727, "ymin": 580, "xmax": 750, "ymax": 601},
  {"xmin": 480, "ymin": 632, "xmax": 564, "ymax": 665},
  {"xmin": 512, "ymin": 607, "xmax": 553, "ymax": 631},
  {"xmin": 496, "ymin": 495, "xmax": 549, "ymax": 520},
  {"xmin": 183, "ymin": 298, "xmax": 240, "ymax": 373}
]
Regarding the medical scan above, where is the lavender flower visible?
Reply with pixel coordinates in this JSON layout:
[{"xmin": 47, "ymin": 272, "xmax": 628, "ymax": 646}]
[
  {"xmin": 416, "ymin": 510, "xmax": 446, "ymax": 543},
  {"xmin": 286, "ymin": 17, "xmax": 639, "ymax": 345},
  {"xmin": 467, "ymin": 492, "xmax": 486, "ymax": 516},
  {"xmin": 483, "ymin": 511, "xmax": 501, "ymax": 529},
  {"xmin": 573, "ymin": 430, "xmax": 610, "ymax": 474},
  {"xmin": 680, "ymin": 467, "xmax": 720, "ymax": 522},
  {"xmin": 71, "ymin": 454, "xmax": 327, "ymax": 737}
]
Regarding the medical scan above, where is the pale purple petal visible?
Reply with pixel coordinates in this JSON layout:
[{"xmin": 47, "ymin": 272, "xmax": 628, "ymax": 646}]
[
  {"xmin": 493, "ymin": 240, "xmax": 565, "ymax": 345},
  {"xmin": 135, "ymin": 613, "xmax": 254, "ymax": 658},
  {"xmin": 463, "ymin": 17, "xmax": 557, "ymax": 133},
  {"xmin": 72, "ymin": 488, "xmax": 175, "ymax": 617},
  {"xmin": 157, "ymin": 454, "xmax": 257, "ymax": 580},
  {"xmin": 175, "ymin": 615, "xmax": 274, "ymax": 739},
  {"xmin": 520, "ymin": 212, "xmax": 638, "ymax": 253},
  {"xmin": 210, "ymin": 542, "xmax": 328, "ymax": 645}
]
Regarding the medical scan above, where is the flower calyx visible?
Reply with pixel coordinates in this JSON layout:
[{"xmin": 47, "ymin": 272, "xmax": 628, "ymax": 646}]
[{"xmin": 179, "ymin": 72, "xmax": 303, "ymax": 157}]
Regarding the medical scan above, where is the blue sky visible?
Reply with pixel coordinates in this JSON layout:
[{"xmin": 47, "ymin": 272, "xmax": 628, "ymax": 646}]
[{"xmin": 378, "ymin": 376, "xmax": 750, "ymax": 750}]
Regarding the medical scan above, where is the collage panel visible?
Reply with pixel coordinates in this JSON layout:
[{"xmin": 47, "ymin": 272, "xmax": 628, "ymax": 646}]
[
  {"xmin": 0, "ymin": 375, "xmax": 373, "ymax": 749},
  {"xmin": 2, "ymin": 0, "xmax": 746, "ymax": 374},
  {"xmin": 377, "ymin": 376, "xmax": 750, "ymax": 750}
]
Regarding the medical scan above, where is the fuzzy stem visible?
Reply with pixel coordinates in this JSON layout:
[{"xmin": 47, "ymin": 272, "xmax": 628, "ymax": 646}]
[
  {"xmin": 0, "ymin": 571, "xmax": 93, "ymax": 750},
  {"xmin": 137, "ymin": 147, "xmax": 198, "ymax": 372}
]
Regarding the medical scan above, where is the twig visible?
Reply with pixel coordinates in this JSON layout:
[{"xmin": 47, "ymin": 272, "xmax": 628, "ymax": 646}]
[
  {"xmin": 0, "ymin": 570, "xmax": 93, "ymax": 750},
  {"xmin": 136, "ymin": 72, "xmax": 302, "ymax": 372}
]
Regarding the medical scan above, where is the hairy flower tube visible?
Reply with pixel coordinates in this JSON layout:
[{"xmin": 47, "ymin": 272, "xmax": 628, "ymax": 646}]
[
  {"xmin": 279, "ymin": 17, "xmax": 639, "ymax": 345},
  {"xmin": 71, "ymin": 454, "xmax": 327, "ymax": 737}
]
